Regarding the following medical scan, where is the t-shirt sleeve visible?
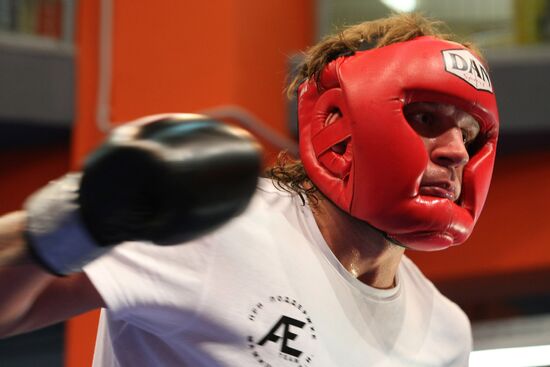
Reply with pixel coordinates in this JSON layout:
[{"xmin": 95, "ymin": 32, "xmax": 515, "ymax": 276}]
[{"xmin": 83, "ymin": 238, "xmax": 215, "ymax": 331}]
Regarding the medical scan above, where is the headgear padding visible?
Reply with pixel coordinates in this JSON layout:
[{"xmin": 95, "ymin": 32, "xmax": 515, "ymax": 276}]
[{"xmin": 298, "ymin": 36, "xmax": 499, "ymax": 250}]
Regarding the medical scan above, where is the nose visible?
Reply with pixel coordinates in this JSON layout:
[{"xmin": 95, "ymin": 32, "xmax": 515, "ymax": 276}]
[{"xmin": 430, "ymin": 127, "xmax": 469, "ymax": 168}]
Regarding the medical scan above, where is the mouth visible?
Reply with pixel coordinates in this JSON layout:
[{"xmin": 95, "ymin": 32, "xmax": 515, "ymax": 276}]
[{"xmin": 419, "ymin": 182, "xmax": 458, "ymax": 201}]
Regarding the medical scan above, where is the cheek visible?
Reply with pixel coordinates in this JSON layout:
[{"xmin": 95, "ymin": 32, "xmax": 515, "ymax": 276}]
[
  {"xmin": 456, "ymin": 165, "xmax": 464, "ymax": 183},
  {"xmin": 420, "ymin": 135, "xmax": 433, "ymax": 152},
  {"xmin": 418, "ymin": 136, "xmax": 434, "ymax": 177},
  {"xmin": 419, "ymin": 136, "xmax": 434, "ymax": 166}
]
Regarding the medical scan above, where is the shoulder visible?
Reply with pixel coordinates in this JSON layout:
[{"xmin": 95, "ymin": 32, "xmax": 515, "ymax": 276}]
[
  {"xmin": 399, "ymin": 256, "xmax": 434, "ymax": 288},
  {"xmin": 399, "ymin": 256, "xmax": 465, "ymax": 313},
  {"xmin": 248, "ymin": 177, "xmax": 301, "ymax": 211},
  {"xmin": 400, "ymin": 256, "xmax": 472, "ymax": 337},
  {"xmin": 227, "ymin": 178, "xmax": 307, "ymax": 229},
  {"xmin": 399, "ymin": 256, "xmax": 446, "ymax": 296},
  {"xmin": 399, "ymin": 256, "xmax": 471, "ymax": 328},
  {"xmin": 209, "ymin": 177, "xmax": 307, "ymax": 242},
  {"xmin": 399, "ymin": 256, "xmax": 472, "ymax": 361}
]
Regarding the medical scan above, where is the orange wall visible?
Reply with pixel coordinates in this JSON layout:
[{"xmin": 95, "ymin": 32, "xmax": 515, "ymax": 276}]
[
  {"xmin": 73, "ymin": 0, "xmax": 314, "ymax": 162},
  {"xmin": 67, "ymin": 1, "xmax": 314, "ymax": 366}
]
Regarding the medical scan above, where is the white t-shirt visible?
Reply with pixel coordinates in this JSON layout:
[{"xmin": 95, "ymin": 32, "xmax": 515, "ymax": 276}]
[{"xmin": 84, "ymin": 178, "xmax": 472, "ymax": 367}]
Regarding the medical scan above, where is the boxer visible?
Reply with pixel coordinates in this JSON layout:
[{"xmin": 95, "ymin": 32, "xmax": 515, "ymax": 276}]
[{"xmin": 0, "ymin": 13, "xmax": 498, "ymax": 367}]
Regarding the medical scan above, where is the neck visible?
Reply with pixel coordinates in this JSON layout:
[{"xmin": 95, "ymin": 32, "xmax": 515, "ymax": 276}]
[{"xmin": 310, "ymin": 196, "xmax": 404, "ymax": 289}]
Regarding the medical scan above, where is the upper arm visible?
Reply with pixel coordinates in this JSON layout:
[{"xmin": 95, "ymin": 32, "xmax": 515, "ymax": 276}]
[{"xmin": 4, "ymin": 272, "xmax": 105, "ymax": 337}]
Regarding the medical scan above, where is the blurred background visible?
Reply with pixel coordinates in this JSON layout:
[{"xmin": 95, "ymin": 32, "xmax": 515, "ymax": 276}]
[{"xmin": 0, "ymin": 0, "xmax": 549, "ymax": 366}]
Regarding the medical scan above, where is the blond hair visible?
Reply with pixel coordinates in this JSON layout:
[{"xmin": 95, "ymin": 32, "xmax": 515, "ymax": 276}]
[{"xmin": 288, "ymin": 13, "xmax": 481, "ymax": 96}]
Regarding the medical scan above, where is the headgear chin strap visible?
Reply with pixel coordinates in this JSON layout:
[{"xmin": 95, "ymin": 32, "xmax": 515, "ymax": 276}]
[{"xmin": 298, "ymin": 36, "xmax": 499, "ymax": 251}]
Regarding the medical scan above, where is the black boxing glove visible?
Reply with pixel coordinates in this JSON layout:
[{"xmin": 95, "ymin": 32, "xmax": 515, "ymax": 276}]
[{"xmin": 25, "ymin": 113, "xmax": 262, "ymax": 275}]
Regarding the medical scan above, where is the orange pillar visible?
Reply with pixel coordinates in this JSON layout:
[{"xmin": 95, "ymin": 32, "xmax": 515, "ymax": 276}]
[{"xmin": 64, "ymin": 1, "xmax": 102, "ymax": 366}]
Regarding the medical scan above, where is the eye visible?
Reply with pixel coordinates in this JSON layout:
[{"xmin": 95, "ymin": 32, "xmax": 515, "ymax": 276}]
[
  {"xmin": 405, "ymin": 110, "xmax": 440, "ymax": 137},
  {"xmin": 461, "ymin": 125, "xmax": 480, "ymax": 147},
  {"xmin": 461, "ymin": 129, "xmax": 470, "ymax": 145},
  {"xmin": 411, "ymin": 112, "xmax": 434, "ymax": 125},
  {"xmin": 461, "ymin": 127, "xmax": 484, "ymax": 157}
]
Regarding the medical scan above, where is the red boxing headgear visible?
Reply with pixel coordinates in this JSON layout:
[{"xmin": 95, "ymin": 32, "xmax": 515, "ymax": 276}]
[{"xmin": 298, "ymin": 36, "xmax": 499, "ymax": 251}]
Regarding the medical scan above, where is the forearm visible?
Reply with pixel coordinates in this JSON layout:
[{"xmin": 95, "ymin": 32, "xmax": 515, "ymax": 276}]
[
  {"xmin": 0, "ymin": 211, "xmax": 56, "ymax": 336},
  {"xmin": 0, "ymin": 211, "xmax": 32, "ymax": 266}
]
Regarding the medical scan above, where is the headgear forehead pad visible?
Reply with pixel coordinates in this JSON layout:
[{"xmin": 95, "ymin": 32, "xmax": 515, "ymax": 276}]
[{"xmin": 298, "ymin": 36, "xmax": 499, "ymax": 250}]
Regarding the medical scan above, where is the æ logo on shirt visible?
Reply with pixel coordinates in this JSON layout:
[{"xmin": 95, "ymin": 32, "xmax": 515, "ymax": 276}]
[
  {"xmin": 247, "ymin": 295, "xmax": 317, "ymax": 366},
  {"xmin": 257, "ymin": 315, "xmax": 305, "ymax": 357}
]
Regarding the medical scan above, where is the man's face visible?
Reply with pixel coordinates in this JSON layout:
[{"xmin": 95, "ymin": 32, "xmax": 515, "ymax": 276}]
[{"xmin": 404, "ymin": 102, "xmax": 480, "ymax": 203}]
